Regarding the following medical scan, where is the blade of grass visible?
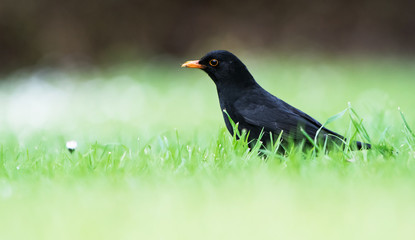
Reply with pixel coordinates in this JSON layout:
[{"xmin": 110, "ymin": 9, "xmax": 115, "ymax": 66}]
[
  {"xmin": 399, "ymin": 107, "xmax": 415, "ymax": 138},
  {"xmin": 315, "ymin": 108, "xmax": 348, "ymax": 144}
]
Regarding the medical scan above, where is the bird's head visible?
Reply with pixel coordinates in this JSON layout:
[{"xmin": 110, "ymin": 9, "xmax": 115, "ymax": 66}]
[{"xmin": 182, "ymin": 50, "xmax": 256, "ymax": 88}]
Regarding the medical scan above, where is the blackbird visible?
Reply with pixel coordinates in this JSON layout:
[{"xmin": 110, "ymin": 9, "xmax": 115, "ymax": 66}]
[{"xmin": 182, "ymin": 50, "xmax": 371, "ymax": 150}]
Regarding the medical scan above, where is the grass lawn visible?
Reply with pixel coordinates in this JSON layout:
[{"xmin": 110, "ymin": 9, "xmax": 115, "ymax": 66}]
[{"xmin": 0, "ymin": 54, "xmax": 415, "ymax": 240}]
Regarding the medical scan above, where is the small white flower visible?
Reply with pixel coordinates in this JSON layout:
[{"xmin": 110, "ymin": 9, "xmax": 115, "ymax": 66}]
[{"xmin": 66, "ymin": 140, "xmax": 78, "ymax": 152}]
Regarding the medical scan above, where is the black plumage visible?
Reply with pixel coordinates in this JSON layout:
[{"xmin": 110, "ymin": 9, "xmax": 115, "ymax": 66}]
[{"xmin": 182, "ymin": 50, "xmax": 371, "ymax": 150}]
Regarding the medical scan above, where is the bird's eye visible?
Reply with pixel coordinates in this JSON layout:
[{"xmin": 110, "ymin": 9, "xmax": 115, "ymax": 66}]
[{"xmin": 209, "ymin": 59, "xmax": 219, "ymax": 67}]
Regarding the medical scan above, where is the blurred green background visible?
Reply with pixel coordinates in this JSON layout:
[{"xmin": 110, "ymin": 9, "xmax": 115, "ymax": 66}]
[{"xmin": 1, "ymin": 1, "xmax": 415, "ymax": 240}]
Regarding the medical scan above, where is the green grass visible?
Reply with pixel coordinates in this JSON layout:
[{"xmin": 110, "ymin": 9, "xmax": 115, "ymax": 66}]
[{"xmin": 0, "ymin": 55, "xmax": 415, "ymax": 240}]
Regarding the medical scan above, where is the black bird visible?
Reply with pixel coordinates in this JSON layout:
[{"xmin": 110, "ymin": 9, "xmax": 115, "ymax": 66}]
[{"xmin": 182, "ymin": 50, "xmax": 371, "ymax": 150}]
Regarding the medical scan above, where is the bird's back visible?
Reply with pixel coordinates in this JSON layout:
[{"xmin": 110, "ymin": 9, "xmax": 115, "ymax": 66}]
[{"xmin": 222, "ymin": 85, "xmax": 345, "ymax": 147}]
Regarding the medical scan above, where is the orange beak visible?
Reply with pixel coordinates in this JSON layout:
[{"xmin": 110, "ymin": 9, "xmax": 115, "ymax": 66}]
[{"xmin": 181, "ymin": 60, "xmax": 205, "ymax": 69}]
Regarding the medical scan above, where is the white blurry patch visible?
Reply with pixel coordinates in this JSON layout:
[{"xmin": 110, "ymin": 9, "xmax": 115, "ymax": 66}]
[
  {"xmin": 66, "ymin": 140, "xmax": 78, "ymax": 150},
  {"xmin": 2, "ymin": 77, "xmax": 70, "ymax": 131},
  {"xmin": 0, "ymin": 73, "xmax": 151, "ymax": 136},
  {"xmin": 0, "ymin": 69, "xmax": 220, "ymax": 144}
]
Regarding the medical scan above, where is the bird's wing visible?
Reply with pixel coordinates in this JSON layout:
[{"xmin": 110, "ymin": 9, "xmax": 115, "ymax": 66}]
[{"xmin": 234, "ymin": 92, "xmax": 342, "ymax": 141}]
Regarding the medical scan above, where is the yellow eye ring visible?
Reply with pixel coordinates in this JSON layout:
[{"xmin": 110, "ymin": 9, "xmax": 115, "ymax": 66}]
[{"xmin": 209, "ymin": 59, "xmax": 219, "ymax": 67}]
